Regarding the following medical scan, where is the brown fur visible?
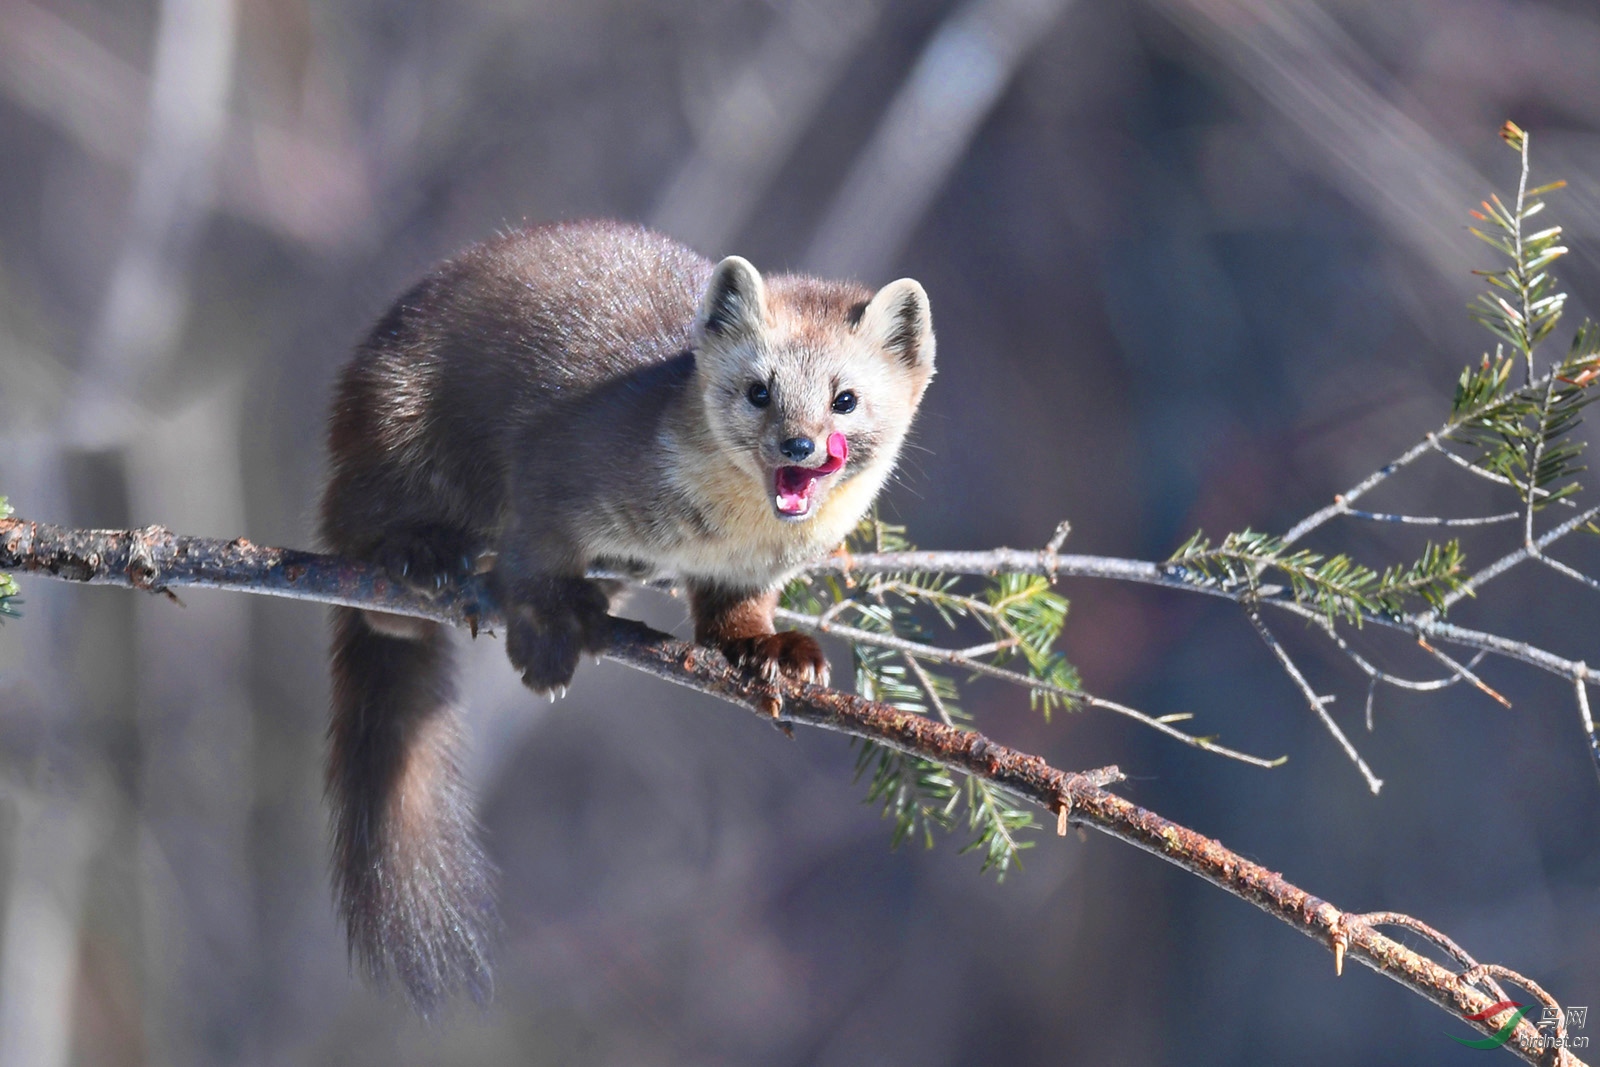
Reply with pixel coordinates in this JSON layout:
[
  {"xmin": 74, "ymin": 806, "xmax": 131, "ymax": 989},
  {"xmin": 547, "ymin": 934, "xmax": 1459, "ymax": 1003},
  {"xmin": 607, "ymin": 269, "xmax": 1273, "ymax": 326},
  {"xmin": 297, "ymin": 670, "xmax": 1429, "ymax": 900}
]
[{"xmin": 320, "ymin": 220, "xmax": 934, "ymax": 1011}]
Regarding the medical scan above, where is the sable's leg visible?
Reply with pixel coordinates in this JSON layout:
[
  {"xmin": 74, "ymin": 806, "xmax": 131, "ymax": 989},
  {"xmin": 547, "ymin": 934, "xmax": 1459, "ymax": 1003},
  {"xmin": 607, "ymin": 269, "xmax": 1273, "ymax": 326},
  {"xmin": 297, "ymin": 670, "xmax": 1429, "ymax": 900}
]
[
  {"xmin": 500, "ymin": 574, "xmax": 612, "ymax": 694},
  {"xmin": 690, "ymin": 584, "xmax": 830, "ymax": 686}
]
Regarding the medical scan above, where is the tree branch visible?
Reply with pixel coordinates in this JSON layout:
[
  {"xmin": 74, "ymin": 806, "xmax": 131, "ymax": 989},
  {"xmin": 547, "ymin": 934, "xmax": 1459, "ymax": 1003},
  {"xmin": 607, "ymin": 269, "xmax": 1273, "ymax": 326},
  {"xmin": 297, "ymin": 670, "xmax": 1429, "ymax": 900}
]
[{"xmin": 0, "ymin": 515, "xmax": 1582, "ymax": 1065}]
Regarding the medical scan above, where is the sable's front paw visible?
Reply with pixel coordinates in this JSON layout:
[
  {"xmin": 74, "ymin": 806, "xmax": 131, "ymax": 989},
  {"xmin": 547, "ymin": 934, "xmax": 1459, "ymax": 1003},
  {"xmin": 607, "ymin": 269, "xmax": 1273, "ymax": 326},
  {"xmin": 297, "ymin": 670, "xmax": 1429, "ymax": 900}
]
[
  {"xmin": 722, "ymin": 632, "xmax": 830, "ymax": 687},
  {"xmin": 506, "ymin": 606, "xmax": 581, "ymax": 694},
  {"xmin": 503, "ymin": 579, "xmax": 612, "ymax": 695}
]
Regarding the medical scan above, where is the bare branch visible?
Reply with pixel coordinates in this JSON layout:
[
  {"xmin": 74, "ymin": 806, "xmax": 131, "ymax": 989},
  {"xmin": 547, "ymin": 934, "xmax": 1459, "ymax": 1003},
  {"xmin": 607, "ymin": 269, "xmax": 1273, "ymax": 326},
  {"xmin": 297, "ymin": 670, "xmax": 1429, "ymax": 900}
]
[
  {"xmin": 1535, "ymin": 553, "xmax": 1600, "ymax": 594},
  {"xmin": 1413, "ymin": 638, "xmax": 1512, "ymax": 709},
  {"xmin": 1282, "ymin": 437, "xmax": 1436, "ymax": 546},
  {"xmin": 0, "ymin": 515, "xmax": 1580, "ymax": 1066},
  {"xmin": 1308, "ymin": 612, "xmax": 1487, "ymax": 694},
  {"xmin": 1342, "ymin": 508, "xmax": 1521, "ymax": 527},
  {"xmin": 1578, "ymin": 673, "xmax": 1600, "ymax": 787},
  {"xmin": 1436, "ymin": 504, "xmax": 1600, "ymax": 610},
  {"xmin": 1247, "ymin": 609, "xmax": 1384, "ymax": 794}
]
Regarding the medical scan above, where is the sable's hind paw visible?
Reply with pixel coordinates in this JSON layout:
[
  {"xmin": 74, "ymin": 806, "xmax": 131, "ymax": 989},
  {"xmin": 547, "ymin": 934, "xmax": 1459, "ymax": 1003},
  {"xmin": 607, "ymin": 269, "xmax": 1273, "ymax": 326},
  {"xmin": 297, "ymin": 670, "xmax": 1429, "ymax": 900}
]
[
  {"xmin": 722, "ymin": 632, "xmax": 830, "ymax": 687},
  {"xmin": 377, "ymin": 527, "xmax": 484, "ymax": 592}
]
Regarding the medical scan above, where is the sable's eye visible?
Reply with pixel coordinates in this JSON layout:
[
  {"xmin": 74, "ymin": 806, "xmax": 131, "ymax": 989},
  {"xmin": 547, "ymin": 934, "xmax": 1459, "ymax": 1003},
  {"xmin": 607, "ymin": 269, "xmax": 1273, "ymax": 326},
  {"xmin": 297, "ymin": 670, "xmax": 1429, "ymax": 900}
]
[
  {"xmin": 747, "ymin": 382, "xmax": 770, "ymax": 408},
  {"xmin": 832, "ymin": 390, "xmax": 857, "ymax": 414}
]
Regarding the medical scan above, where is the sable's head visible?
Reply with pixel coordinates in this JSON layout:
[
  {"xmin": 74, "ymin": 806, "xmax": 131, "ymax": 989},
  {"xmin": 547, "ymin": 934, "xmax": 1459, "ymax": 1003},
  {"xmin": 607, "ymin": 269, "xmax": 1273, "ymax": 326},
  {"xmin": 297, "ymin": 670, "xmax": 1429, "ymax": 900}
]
[{"xmin": 692, "ymin": 255, "xmax": 936, "ymax": 522}]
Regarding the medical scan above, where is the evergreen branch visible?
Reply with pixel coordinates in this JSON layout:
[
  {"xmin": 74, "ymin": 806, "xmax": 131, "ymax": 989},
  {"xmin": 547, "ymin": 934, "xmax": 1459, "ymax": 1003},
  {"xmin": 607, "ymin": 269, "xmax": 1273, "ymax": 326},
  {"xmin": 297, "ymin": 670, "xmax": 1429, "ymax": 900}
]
[
  {"xmin": 0, "ymin": 515, "xmax": 1576, "ymax": 1065},
  {"xmin": 853, "ymin": 740, "xmax": 957, "ymax": 851},
  {"xmin": 780, "ymin": 513, "xmax": 1085, "ymax": 870},
  {"xmin": 1466, "ymin": 123, "xmax": 1568, "ymax": 370},
  {"xmin": 1166, "ymin": 529, "xmax": 1464, "ymax": 625},
  {"xmin": 960, "ymin": 775, "xmax": 1033, "ymax": 878}
]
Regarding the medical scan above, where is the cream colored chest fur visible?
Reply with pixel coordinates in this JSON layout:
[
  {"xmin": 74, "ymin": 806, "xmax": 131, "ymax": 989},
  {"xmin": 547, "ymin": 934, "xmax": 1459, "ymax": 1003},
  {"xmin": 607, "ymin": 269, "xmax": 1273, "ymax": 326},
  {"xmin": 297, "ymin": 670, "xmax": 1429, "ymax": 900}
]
[{"xmin": 586, "ymin": 451, "xmax": 890, "ymax": 590}]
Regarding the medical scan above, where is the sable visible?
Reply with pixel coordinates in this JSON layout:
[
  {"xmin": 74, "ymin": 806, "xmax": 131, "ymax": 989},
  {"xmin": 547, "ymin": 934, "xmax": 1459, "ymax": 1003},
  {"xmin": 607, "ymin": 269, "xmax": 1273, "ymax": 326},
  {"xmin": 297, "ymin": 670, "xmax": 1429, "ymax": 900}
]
[{"xmin": 319, "ymin": 220, "xmax": 935, "ymax": 1010}]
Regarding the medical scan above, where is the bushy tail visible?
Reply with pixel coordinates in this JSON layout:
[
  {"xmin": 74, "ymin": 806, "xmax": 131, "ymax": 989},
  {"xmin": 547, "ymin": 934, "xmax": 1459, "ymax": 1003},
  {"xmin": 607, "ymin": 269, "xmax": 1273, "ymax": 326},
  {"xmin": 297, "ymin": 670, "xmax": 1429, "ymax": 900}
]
[{"xmin": 326, "ymin": 607, "xmax": 497, "ymax": 1013}]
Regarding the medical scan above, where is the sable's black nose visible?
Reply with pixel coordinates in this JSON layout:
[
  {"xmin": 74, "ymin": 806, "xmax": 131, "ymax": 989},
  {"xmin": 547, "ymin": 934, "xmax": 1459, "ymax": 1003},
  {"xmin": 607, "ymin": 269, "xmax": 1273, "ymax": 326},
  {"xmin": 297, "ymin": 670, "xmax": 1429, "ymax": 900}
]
[{"xmin": 779, "ymin": 436, "xmax": 815, "ymax": 461}]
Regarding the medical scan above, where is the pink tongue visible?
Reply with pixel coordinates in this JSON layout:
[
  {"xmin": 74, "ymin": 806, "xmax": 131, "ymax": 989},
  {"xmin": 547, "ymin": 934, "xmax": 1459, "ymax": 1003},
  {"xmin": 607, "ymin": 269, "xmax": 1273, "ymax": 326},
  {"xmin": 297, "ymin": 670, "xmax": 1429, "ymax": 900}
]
[{"xmin": 774, "ymin": 434, "xmax": 849, "ymax": 515}]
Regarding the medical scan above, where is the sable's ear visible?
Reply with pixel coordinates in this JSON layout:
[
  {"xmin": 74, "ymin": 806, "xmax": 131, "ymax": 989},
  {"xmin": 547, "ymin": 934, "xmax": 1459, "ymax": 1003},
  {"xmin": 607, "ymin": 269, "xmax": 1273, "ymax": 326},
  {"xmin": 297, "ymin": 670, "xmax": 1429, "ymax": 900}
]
[
  {"xmin": 696, "ymin": 256, "xmax": 767, "ymax": 341},
  {"xmin": 858, "ymin": 278, "xmax": 934, "ymax": 376}
]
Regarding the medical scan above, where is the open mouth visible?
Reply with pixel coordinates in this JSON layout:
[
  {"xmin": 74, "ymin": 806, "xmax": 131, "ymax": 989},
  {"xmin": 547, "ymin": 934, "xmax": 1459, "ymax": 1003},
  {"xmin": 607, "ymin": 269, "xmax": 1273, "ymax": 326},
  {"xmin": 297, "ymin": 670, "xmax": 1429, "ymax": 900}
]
[{"xmin": 774, "ymin": 432, "xmax": 848, "ymax": 518}]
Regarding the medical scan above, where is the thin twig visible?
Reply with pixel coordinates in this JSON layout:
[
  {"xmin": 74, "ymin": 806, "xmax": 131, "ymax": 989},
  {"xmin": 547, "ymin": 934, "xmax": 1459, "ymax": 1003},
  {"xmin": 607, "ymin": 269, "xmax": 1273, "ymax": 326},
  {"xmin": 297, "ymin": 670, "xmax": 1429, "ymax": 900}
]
[
  {"xmin": 1351, "ymin": 912, "xmax": 1507, "ymax": 1002},
  {"xmin": 1414, "ymin": 638, "xmax": 1512, "ymax": 709},
  {"xmin": 1577, "ymin": 671, "xmax": 1599, "ymax": 786},
  {"xmin": 1281, "ymin": 438, "xmax": 1436, "ymax": 546},
  {"xmin": 902, "ymin": 652, "xmax": 956, "ymax": 727},
  {"xmin": 799, "ymin": 546, "xmax": 1598, "ymax": 693},
  {"xmin": 1535, "ymin": 553, "xmax": 1600, "ymax": 594},
  {"xmin": 1247, "ymin": 609, "xmax": 1384, "ymax": 794},
  {"xmin": 1309, "ymin": 613, "xmax": 1487, "ymax": 693},
  {"xmin": 1342, "ymin": 508, "xmax": 1520, "ymax": 527},
  {"xmin": 1523, "ymin": 374, "xmax": 1559, "ymax": 547},
  {"xmin": 1435, "ymin": 504, "xmax": 1600, "ymax": 610},
  {"xmin": 1513, "ymin": 127, "xmax": 1535, "ymax": 387}
]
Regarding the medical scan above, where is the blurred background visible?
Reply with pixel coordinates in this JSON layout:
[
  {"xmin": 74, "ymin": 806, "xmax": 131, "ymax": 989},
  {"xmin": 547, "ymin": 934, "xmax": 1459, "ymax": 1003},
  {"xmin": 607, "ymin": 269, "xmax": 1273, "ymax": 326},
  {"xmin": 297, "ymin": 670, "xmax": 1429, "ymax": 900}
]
[{"xmin": 0, "ymin": 0, "xmax": 1598, "ymax": 1063}]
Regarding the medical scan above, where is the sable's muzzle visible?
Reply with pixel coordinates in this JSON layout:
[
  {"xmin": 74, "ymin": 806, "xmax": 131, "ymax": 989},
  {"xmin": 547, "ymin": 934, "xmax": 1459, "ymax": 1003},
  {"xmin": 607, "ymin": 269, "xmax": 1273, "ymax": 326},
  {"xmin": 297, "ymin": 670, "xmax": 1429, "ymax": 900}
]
[{"xmin": 774, "ymin": 432, "xmax": 848, "ymax": 517}]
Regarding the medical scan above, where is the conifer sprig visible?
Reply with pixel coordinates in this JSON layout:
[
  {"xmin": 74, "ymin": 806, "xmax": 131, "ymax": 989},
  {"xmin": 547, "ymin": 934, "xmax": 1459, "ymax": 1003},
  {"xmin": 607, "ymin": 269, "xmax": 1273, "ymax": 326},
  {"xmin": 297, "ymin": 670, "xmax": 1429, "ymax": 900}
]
[
  {"xmin": 1446, "ymin": 330, "xmax": 1600, "ymax": 510},
  {"xmin": 1165, "ymin": 530, "xmax": 1464, "ymax": 624},
  {"xmin": 1467, "ymin": 121, "xmax": 1568, "ymax": 369},
  {"xmin": 783, "ymin": 513, "xmax": 1070, "ymax": 878},
  {"xmin": 1448, "ymin": 123, "xmax": 1600, "ymax": 515}
]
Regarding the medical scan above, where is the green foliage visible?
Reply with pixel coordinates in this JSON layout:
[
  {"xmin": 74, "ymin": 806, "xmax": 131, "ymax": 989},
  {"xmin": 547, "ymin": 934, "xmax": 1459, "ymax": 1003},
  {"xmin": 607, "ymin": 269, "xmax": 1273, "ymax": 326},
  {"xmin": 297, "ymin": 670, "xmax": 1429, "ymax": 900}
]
[
  {"xmin": 1166, "ymin": 529, "xmax": 1464, "ymax": 624},
  {"xmin": 854, "ymin": 742, "xmax": 956, "ymax": 850},
  {"xmin": 783, "ymin": 512, "xmax": 1072, "ymax": 878},
  {"xmin": 1447, "ymin": 331, "xmax": 1600, "ymax": 510},
  {"xmin": 1447, "ymin": 124, "xmax": 1600, "ymax": 508},
  {"xmin": 0, "ymin": 497, "xmax": 18, "ymax": 621},
  {"xmin": 984, "ymin": 574, "xmax": 1079, "ymax": 716},
  {"xmin": 1467, "ymin": 122, "xmax": 1568, "ymax": 362}
]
